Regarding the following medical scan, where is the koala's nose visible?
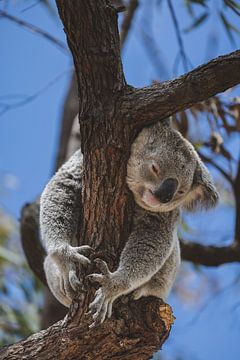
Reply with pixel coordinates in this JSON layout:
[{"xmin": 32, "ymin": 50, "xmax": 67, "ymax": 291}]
[{"xmin": 154, "ymin": 178, "xmax": 178, "ymax": 203}]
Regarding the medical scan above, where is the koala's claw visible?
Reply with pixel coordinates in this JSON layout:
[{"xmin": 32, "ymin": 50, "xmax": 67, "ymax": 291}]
[
  {"xmin": 88, "ymin": 291, "xmax": 114, "ymax": 328},
  {"xmin": 87, "ymin": 273, "xmax": 104, "ymax": 284},
  {"xmin": 94, "ymin": 259, "xmax": 109, "ymax": 275},
  {"xmin": 68, "ymin": 268, "xmax": 82, "ymax": 292},
  {"xmin": 77, "ymin": 245, "xmax": 93, "ymax": 256},
  {"xmin": 87, "ymin": 259, "xmax": 110, "ymax": 284},
  {"xmin": 48, "ymin": 245, "xmax": 93, "ymax": 305},
  {"xmin": 87, "ymin": 259, "xmax": 116, "ymax": 328},
  {"xmin": 70, "ymin": 246, "xmax": 91, "ymax": 267}
]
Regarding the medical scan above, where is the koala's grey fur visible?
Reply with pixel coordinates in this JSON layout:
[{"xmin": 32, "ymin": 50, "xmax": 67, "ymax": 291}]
[{"xmin": 40, "ymin": 120, "xmax": 218, "ymax": 326}]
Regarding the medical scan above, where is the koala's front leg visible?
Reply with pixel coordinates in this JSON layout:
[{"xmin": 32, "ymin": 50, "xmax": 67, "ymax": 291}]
[
  {"xmin": 88, "ymin": 211, "xmax": 177, "ymax": 327},
  {"xmin": 40, "ymin": 150, "xmax": 94, "ymax": 306},
  {"xmin": 132, "ymin": 239, "xmax": 181, "ymax": 301},
  {"xmin": 88, "ymin": 259, "xmax": 129, "ymax": 327},
  {"xmin": 44, "ymin": 244, "xmax": 92, "ymax": 307}
]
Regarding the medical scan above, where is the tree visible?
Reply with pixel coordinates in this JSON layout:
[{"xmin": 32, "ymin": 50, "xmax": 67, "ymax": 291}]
[{"xmin": 1, "ymin": 1, "xmax": 240, "ymax": 359}]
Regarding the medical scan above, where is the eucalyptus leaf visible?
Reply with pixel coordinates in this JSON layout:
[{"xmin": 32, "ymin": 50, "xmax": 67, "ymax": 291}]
[{"xmin": 184, "ymin": 12, "xmax": 209, "ymax": 32}]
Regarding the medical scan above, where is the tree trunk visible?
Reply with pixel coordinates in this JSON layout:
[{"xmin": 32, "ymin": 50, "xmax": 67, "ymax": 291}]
[
  {"xmin": 0, "ymin": 1, "xmax": 174, "ymax": 359},
  {"xmin": 2, "ymin": 1, "xmax": 240, "ymax": 359}
]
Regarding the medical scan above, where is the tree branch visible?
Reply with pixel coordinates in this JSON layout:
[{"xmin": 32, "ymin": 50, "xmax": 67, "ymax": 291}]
[
  {"xmin": 54, "ymin": 72, "xmax": 78, "ymax": 170},
  {"xmin": 180, "ymin": 240, "xmax": 240, "ymax": 266},
  {"xmin": 123, "ymin": 50, "xmax": 240, "ymax": 130},
  {"xmin": 167, "ymin": 0, "xmax": 188, "ymax": 72},
  {"xmin": 20, "ymin": 201, "xmax": 47, "ymax": 286},
  {"xmin": 11, "ymin": 1, "xmax": 240, "ymax": 358},
  {"xmin": 234, "ymin": 160, "xmax": 240, "ymax": 243},
  {"xmin": 0, "ymin": 297, "xmax": 173, "ymax": 360}
]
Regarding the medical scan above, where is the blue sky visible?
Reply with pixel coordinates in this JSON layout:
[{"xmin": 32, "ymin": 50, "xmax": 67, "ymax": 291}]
[{"xmin": 1, "ymin": 1, "xmax": 240, "ymax": 359}]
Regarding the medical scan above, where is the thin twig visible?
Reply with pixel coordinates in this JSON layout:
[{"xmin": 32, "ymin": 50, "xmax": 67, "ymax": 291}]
[
  {"xmin": 140, "ymin": 28, "xmax": 169, "ymax": 80},
  {"xmin": 167, "ymin": 0, "xmax": 189, "ymax": 73},
  {"xmin": 224, "ymin": 0, "xmax": 240, "ymax": 17},
  {"xmin": 21, "ymin": 0, "xmax": 42, "ymax": 13},
  {"xmin": 120, "ymin": 0, "xmax": 139, "ymax": 49},
  {"xmin": 0, "ymin": 68, "xmax": 72, "ymax": 117},
  {"xmin": 0, "ymin": 10, "xmax": 68, "ymax": 54}
]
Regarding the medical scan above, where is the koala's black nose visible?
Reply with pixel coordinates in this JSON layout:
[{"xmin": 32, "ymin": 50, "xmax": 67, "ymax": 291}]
[{"xmin": 154, "ymin": 178, "xmax": 178, "ymax": 203}]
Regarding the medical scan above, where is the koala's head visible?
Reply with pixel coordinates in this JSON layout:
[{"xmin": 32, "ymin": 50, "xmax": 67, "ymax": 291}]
[{"xmin": 127, "ymin": 120, "xmax": 219, "ymax": 213}]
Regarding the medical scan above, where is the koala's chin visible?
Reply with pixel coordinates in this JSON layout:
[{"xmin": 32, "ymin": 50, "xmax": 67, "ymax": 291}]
[{"xmin": 133, "ymin": 188, "xmax": 180, "ymax": 213}]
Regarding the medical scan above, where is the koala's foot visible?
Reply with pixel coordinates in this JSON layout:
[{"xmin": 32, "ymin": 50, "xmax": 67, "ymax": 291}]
[
  {"xmin": 132, "ymin": 279, "xmax": 168, "ymax": 302},
  {"xmin": 87, "ymin": 259, "xmax": 126, "ymax": 328},
  {"xmin": 132, "ymin": 285, "xmax": 149, "ymax": 300},
  {"xmin": 45, "ymin": 244, "xmax": 92, "ymax": 307}
]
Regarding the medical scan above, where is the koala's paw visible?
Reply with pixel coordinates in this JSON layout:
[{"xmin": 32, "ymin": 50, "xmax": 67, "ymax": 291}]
[
  {"xmin": 52, "ymin": 244, "xmax": 92, "ymax": 268},
  {"xmin": 50, "ymin": 245, "xmax": 93, "ymax": 304},
  {"xmin": 87, "ymin": 259, "xmax": 119, "ymax": 328},
  {"xmin": 58, "ymin": 262, "xmax": 82, "ymax": 304}
]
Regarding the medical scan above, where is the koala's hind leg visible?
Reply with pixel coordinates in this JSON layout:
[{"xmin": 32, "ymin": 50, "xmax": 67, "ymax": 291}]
[
  {"xmin": 44, "ymin": 255, "xmax": 78, "ymax": 307},
  {"xmin": 132, "ymin": 240, "xmax": 181, "ymax": 301}
]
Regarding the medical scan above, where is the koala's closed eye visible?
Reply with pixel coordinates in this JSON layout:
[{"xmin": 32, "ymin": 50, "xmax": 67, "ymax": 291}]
[
  {"xmin": 177, "ymin": 189, "xmax": 185, "ymax": 195},
  {"xmin": 150, "ymin": 162, "xmax": 160, "ymax": 176}
]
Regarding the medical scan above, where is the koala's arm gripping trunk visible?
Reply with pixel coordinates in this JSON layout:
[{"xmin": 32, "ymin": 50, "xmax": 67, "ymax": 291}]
[
  {"xmin": 117, "ymin": 208, "xmax": 178, "ymax": 292},
  {"xmin": 40, "ymin": 150, "xmax": 83, "ymax": 253},
  {"xmin": 40, "ymin": 150, "xmax": 93, "ymax": 308},
  {"xmin": 87, "ymin": 207, "xmax": 179, "ymax": 326}
]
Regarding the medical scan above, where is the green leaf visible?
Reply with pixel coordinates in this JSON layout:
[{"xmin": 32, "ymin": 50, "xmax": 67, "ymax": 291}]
[
  {"xmin": 224, "ymin": 0, "xmax": 240, "ymax": 11},
  {"xmin": 184, "ymin": 0, "xmax": 194, "ymax": 16},
  {"xmin": 184, "ymin": 12, "xmax": 209, "ymax": 32},
  {"xmin": 189, "ymin": 0, "xmax": 208, "ymax": 7},
  {"xmin": 184, "ymin": 0, "xmax": 208, "ymax": 17}
]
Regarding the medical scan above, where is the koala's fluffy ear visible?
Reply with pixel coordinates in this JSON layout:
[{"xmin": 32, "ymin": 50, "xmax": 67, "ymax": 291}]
[{"xmin": 183, "ymin": 161, "xmax": 219, "ymax": 212}]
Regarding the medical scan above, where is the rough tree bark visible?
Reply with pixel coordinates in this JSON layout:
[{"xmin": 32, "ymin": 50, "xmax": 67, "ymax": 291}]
[
  {"xmin": 55, "ymin": 72, "xmax": 78, "ymax": 171},
  {"xmin": 1, "ymin": 1, "xmax": 240, "ymax": 359}
]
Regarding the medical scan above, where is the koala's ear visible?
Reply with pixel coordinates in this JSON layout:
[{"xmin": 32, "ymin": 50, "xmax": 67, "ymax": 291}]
[{"xmin": 183, "ymin": 161, "xmax": 219, "ymax": 212}]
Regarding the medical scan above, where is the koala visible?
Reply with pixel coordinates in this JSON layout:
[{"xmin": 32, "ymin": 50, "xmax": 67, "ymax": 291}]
[
  {"xmin": 40, "ymin": 120, "xmax": 218, "ymax": 326},
  {"xmin": 40, "ymin": 150, "xmax": 92, "ymax": 307}
]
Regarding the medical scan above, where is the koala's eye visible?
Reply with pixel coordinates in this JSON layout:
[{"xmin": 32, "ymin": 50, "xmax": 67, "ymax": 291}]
[
  {"xmin": 150, "ymin": 163, "xmax": 160, "ymax": 176},
  {"xmin": 178, "ymin": 190, "xmax": 185, "ymax": 195}
]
